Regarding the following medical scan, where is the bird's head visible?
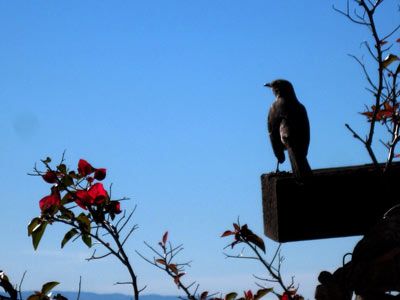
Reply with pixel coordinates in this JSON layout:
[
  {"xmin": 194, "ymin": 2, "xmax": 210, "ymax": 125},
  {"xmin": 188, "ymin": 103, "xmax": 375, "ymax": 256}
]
[{"xmin": 264, "ymin": 79, "xmax": 295, "ymax": 97}]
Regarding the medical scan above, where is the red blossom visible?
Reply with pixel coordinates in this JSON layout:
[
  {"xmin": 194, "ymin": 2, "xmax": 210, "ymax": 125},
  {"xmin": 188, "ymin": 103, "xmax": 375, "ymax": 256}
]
[
  {"xmin": 74, "ymin": 183, "xmax": 109, "ymax": 209},
  {"xmin": 78, "ymin": 159, "xmax": 94, "ymax": 176},
  {"xmin": 94, "ymin": 168, "xmax": 107, "ymax": 181},
  {"xmin": 88, "ymin": 183, "xmax": 108, "ymax": 204},
  {"xmin": 107, "ymin": 201, "xmax": 122, "ymax": 214},
  {"xmin": 75, "ymin": 190, "xmax": 92, "ymax": 209},
  {"xmin": 281, "ymin": 294, "xmax": 289, "ymax": 300},
  {"xmin": 39, "ymin": 188, "xmax": 61, "ymax": 213},
  {"xmin": 42, "ymin": 171, "xmax": 59, "ymax": 184},
  {"xmin": 244, "ymin": 290, "xmax": 253, "ymax": 300}
]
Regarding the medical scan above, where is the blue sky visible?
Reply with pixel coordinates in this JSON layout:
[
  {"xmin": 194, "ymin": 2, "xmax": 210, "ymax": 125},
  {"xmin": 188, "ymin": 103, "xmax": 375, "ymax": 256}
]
[{"xmin": 0, "ymin": 1, "xmax": 398, "ymax": 299}]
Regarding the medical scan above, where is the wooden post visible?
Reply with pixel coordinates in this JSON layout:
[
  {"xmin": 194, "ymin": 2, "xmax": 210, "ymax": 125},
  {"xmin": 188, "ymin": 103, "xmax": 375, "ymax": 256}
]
[{"xmin": 261, "ymin": 162, "xmax": 400, "ymax": 242}]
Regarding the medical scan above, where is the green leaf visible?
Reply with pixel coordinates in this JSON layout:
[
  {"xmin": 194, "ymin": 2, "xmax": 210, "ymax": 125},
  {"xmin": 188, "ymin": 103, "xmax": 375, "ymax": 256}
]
[
  {"xmin": 61, "ymin": 228, "xmax": 78, "ymax": 248},
  {"xmin": 200, "ymin": 291, "xmax": 208, "ymax": 300},
  {"xmin": 60, "ymin": 175, "xmax": 74, "ymax": 187},
  {"xmin": 254, "ymin": 288, "xmax": 273, "ymax": 300},
  {"xmin": 76, "ymin": 213, "xmax": 91, "ymax": 233},
  {"xmin": 57, "ymin": 163, "xmax": 67, "ymax": 173},
  {"xmin": 42, "ymin": 157, "xmax": 52, "ymax": 164},
  {"xmin": 68, "ymin": 171, "xmax": 78, "ymax": 178},
  {"xmin": 27, "ymin": 295, "xmax": 41, "ymax": 300},
  {"xmin": 41, "ymin": 281, "xmax": 59, "ymax": 295},
  {"xmin": 225, "ymin": 292, "xmax": 238, "ymax": 300},
  {"xmin": 28, "ymin": 217, "xmax": 41, "ymax": 236},
  {"xmin": 82, "ymin": 234, "xmax": 92, "ymax": 248},
  {"xmin": 53, "ymin": 294, "xmax": 68, "ymax": 300},
  {"xmin": 248, "ymin": 234, "xmax": 266, "ymax": 253},
  {"xmin": 241, "ymin": 225, "xmax": 266, "ymax": 253},
  {"xmin": 31, "ymin": 221, "xmax": 48, "ymax": 250},
  {"xmin": 59, "ymin": 207, "xmax": 75, "ymax": 220},
  {"xmin": 382, "ymin": 54, "xmax": 399, "ymax": 69}
]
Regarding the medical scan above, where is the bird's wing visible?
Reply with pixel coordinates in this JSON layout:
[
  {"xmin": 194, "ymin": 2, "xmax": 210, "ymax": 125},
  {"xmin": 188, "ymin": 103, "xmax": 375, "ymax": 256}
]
[
  {"xmin": 279, "ymin": 118, "xmax": 290, "ymax": 147},
  {"xmin": 281, "ymin": 112, "xmax": 312, "ymax": 178},
  {"xmin": 268, "ymin": 106, "xmax": 285, "ymax": 163}
]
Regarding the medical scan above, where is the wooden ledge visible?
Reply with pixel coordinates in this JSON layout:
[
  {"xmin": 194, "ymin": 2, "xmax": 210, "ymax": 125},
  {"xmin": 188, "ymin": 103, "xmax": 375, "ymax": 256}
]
[{"xmin": 261, "ymin": 162, "xmax": 400, "ymax": 243}]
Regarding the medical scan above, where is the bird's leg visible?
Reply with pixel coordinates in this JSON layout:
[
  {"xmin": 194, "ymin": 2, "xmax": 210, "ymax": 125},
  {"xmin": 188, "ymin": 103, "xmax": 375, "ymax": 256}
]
[{"xmin": 275, "ymin": 161, "xmax": 280, "ymax": 173}]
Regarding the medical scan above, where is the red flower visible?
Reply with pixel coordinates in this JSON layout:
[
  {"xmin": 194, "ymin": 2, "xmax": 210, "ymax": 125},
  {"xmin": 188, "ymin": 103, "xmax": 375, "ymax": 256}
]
[
  {"xmin": 75, "ymin": 190, "xmax": 92, "ymax": 209},
  {"xmin": 39, "ymin": 188, "xmax": 61, "ymax": 213},
  {"xmin": 78, "ymin": 159, "xmax": 94, "ymax": 176},
  {"xmin": 244, "ymin": 291, "xmax": 253, "ymax": 300},
  {"xmin": 42, "ymin": 171, "xmax": 58, "ymax": 184},
  {"xmin": 108, "ymin": 201, "xmax": 122, "ymax": 214},
  {"xmin": 88, "ymin": 183, "xmax": 108, "ymax": 204},
  {"xmin": 74, "ymin": 183, "xmax": 109, "ymax": 209},
  {"xmin": 94, "ymin": 168, "xmax": 106, "ymax": 181}
]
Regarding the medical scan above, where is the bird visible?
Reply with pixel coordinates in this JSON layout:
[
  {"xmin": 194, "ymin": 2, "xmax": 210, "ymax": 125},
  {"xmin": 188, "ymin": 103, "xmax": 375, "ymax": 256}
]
[{"xmin": 265, "ymin": 79, "xmax": 312, "ymax": 178}]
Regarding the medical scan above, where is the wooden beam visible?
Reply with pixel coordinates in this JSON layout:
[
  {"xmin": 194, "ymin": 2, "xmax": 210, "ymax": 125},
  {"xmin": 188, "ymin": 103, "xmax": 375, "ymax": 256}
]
[{"xmin": 261, "ymin": 162, "xmax": 400, "ymax": 242}]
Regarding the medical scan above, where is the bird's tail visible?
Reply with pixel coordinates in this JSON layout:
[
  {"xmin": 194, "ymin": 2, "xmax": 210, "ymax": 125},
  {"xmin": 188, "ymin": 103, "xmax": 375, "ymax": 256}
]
[{"xmin": 287, "ymin": 147, "xmax": 312, "ymax": 179}]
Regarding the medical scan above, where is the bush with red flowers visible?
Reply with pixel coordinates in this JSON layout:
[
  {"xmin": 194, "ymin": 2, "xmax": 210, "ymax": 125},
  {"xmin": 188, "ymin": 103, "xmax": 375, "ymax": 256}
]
[{"xmin": 28, "ymin": 156, "xmax": 142, "ymax": 299}]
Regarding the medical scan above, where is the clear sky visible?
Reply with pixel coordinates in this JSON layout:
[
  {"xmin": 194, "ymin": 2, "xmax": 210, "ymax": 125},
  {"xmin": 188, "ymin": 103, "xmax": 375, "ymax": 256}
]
[{"xmin": 0, "ymin": 1, "xmax": 398, "ymax": 299}]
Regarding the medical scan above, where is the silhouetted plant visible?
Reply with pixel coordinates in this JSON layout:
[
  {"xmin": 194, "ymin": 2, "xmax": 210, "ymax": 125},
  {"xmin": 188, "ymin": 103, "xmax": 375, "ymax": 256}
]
[
  {"xmin": 334, "ymin": 0, "xmax": 400, "ymax": 170},
  {"xmin": 140, "ymin": 226, "xmax": 302, "ymax": 300},
  {"xmin": 221, "ymin": 223, "xmax": 303, "ymax": 300},
  {"xmin": 28, "ymin": 155, "xmax": 142, "ymax": 300}
]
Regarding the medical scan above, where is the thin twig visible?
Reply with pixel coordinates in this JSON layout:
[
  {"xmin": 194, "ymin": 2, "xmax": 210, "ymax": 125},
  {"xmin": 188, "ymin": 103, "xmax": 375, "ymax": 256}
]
[{"xmin": 76, "ymin": 276, "xmax": 82, "ymax": 300}]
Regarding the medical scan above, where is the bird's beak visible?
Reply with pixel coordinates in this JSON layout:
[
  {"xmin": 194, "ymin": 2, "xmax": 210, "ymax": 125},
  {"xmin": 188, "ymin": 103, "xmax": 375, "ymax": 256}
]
[{"xmin": 264, "ymin": 82, "xmax": 272, "ymax": 88}]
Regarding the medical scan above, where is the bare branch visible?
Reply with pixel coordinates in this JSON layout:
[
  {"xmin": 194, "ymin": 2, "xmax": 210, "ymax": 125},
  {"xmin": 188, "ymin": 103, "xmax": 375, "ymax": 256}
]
[
  {"xmin": 17, "ymin": 271, "xmax": 27, "ymax": 300},
  {"xmin": 345, "ymin": 123, "xmax": 367, "ymax": 144},
  {"xmin": 382, "ymin": 24, "xmax": 400, "ymax": 42},
  {"xmin": 86, "ymin": 249, "xmax": 113, "ymax": 261},
  {"xmin": 117, "ymin": 209, "xmax": 136, "ymax": 234},
  {"xmin": 121, "ymin": 225, "xmax": 139, "ymax": 247},
  {"xmin": 223, "ymin": 252, "xmax": 259, "ymax": 260},
  {"xmin": 332, "ymin": 1, "xmax": 371, "ymax": 26},
  {"xmin": 348, "ymin": 54, "xmax": 378, "ymax": 90},
  {"xmin": 77, "ymin": 276, "xmax": 82, "ymax": 300},
  {"xmin": 115, "ymin": 281, "xmax": 134, "ymax": 285}
]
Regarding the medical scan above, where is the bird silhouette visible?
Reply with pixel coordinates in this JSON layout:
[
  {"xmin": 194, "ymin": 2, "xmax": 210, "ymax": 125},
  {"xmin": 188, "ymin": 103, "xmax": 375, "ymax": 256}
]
[{"xmin": 265, "ymin": 79, "xmax": 312, "ymax": 178}]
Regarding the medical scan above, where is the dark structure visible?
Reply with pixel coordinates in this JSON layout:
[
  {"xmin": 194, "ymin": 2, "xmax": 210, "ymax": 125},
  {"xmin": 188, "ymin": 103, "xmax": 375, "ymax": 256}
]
[
  {"xmin": 265, "ymin": 79, "xmax": 311, "ymax": 179},
  {"xmin": 315, "ymin": 205, "xmax": 400, "ymax": 299},
  {"xmin": 261, "ymin": 162, "xmax": 400, "ymax": 243}
]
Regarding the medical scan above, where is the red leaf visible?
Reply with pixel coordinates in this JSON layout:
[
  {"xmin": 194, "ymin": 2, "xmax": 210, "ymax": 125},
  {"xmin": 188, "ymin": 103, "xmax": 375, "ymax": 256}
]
[
  {"xmin": 168, "ymin": 263, "xmax": 179, "ymax": 275},
  {"xmin": 233, "ymin": 223, "xmax": 240, "ymax": 231},
  {"xmin": 360, "ymin": 110, "xmax": 374, "ymax": 119},
  {"xmin": 162, "ymin": 231, "xmax": 169, "ymax": 245},
  {"xmin": 221, "ymin": 230, "xmax": 235, "ymax": 237},
  {"xmin": 173, "ymin": 273, "xmax": 185, "ymax": 285},
  {"xmin": 396, "ymin": 38, "xmax": 400, "ymax": 43},
  {"xmin": 155, "ymin": 259, "xmax": 166, "ymax": 265}
]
